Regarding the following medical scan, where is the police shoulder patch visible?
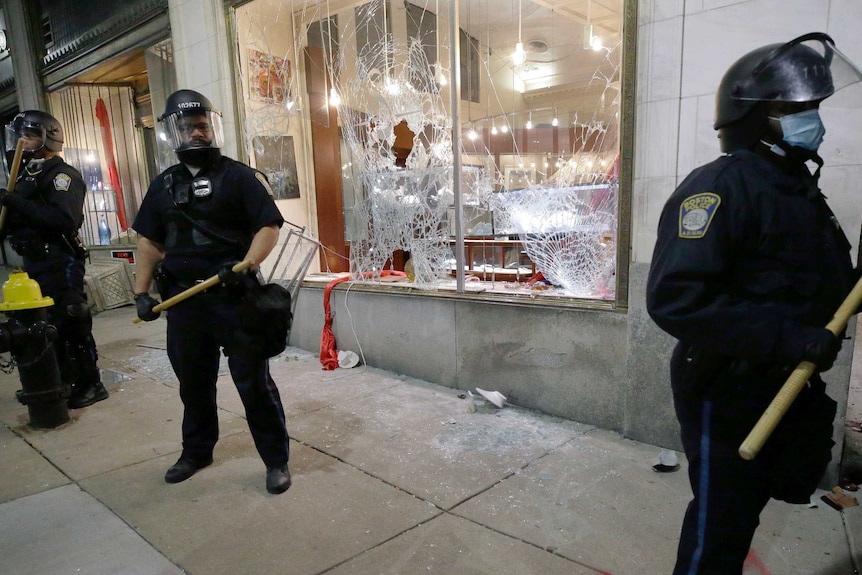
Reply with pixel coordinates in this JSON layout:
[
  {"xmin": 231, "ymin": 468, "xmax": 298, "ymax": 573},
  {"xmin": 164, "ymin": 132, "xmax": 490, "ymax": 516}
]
[
  {"xmin": 255, "ymin": 172, "xmax": 274, "ymax": 196},
  {"xmin": 53, "ymin": 173, "xmax": 72, "ymax": 191},
  {"xmin": 679, "ymin": 192, "xmax": 720, "ymax": 239}
]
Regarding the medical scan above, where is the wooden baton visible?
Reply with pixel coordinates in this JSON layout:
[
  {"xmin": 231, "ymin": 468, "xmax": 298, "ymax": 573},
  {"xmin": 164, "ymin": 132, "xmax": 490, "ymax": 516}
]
[
  {"xmin": 739, "ymin": 274, "xmax": 862, "ymax": 460},
  {"xmin": 132, "ymin": 259, "xmax": 255, "ymax": 324},
  {"xmin": 0, "ymin": 138, "xmax": 27, "ymax": 233}
]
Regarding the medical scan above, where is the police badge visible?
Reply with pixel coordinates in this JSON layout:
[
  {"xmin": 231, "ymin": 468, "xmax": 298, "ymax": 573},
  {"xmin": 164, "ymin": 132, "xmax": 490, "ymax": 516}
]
[
  {"xmin": 53, "ymin": 173, "xmax": 72, "ymax": 191},
  {"xmin": 679, "ymin": 192, "xmax": 721, "ymax": 239}
]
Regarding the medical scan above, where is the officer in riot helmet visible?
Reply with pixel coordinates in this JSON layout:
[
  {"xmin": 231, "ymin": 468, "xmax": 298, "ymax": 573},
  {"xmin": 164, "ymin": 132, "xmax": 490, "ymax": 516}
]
[
  {"xmin": 647, "ymin": 33, "xmax": 862, "ymax": 573},
  {"xmin": 157, "ymin": 89, "xmax": 226, "ymax": 167},
  {"xmin": 714, "ymin": 32, "xmax": 862, "ymax": 165},
  {"xmin": 132, "ymin": 89, "xmax": 292, "ymax": 494},
  {"xmin": 1, "ymin": 110, "xmax": 107, "ymax": 409},
  {"xmin": 4, "ymin": 110, "xmax": 64, "ymax": 168}
]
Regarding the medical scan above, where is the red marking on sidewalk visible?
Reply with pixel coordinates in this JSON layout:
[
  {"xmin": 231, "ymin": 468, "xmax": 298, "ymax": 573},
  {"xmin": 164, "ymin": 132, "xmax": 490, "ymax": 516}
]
[{"xmin": 743, "ymin": 549, "xmax": 772, "ymax": 575}]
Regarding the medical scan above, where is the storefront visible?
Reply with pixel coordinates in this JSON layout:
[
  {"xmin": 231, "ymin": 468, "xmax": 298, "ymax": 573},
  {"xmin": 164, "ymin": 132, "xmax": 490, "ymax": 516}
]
[
  {"xmin": 217, "ymin": 0, "xmax": 639, "ymax": 441},
  {"xmin": 228, "ymin": 0, "xmax": 632, "ymax": 309}
]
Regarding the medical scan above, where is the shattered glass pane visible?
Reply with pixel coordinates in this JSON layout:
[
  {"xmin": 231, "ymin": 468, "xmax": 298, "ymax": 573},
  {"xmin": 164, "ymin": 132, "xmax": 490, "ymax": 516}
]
[{"xmin": 235, "ymin": 0, "xmax": 624, "ymax": 300}]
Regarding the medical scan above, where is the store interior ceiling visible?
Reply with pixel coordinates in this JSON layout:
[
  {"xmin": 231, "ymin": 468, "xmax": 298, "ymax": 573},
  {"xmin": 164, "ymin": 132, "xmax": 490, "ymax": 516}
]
[
  {"xmin": 456, "ymin": 0, "xmax": 622, "ymax": 97},
  {"xmin": 71, "ymin": 0, "xmax": 622, "ymax": 130},
  {"xmin": 73, "ymin": 48, "xmax": 153, "ymax": 126}
]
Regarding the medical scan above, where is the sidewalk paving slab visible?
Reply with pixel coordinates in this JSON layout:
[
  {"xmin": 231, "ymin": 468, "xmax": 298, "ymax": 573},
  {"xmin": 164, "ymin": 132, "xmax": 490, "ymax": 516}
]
[
  {"xmin": 81, "ymin": 438, "xmax": 441, "ymax": 575},
  {"xmin": 0, "ymin": 484, "xmax": 185, "ymax": 575}
]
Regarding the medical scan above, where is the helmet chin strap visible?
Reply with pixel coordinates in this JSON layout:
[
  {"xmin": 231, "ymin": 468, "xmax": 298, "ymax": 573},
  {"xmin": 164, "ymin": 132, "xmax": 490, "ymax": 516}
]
[
  {"xmin": 759, "ymin": 136, "xmax": 824, "ymax": 182},
  {"xmin": 177, "ymin": 148, "xmax": 219, "ymax": 168}
]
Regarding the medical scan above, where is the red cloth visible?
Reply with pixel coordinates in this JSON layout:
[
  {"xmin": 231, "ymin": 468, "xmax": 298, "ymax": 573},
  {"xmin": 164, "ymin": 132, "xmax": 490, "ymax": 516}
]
[
  {"xmin": 319, "ymin": 270, "xmax": 406, "ymax": 370},
  {"xmin": 320, "ymin": 276, "xmax": 351, "ymax": 370},
  {"xmin": 94, "ymin": 99, "xmax": 129, "ymax": 231}
]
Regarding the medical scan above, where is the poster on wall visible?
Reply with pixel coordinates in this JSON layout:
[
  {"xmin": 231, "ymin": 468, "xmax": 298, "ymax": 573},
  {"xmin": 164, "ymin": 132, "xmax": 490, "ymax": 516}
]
[
  {"xmin": 249, "ymin": 49, "xmax": 291, "ymax": 103},
  {"xmin": 252, "ymin": 135, "xmax": 300, "ymax": 200}
]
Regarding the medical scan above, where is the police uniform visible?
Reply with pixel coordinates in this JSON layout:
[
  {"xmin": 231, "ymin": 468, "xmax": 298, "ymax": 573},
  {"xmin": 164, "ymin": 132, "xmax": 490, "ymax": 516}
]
[
  {"xmin": 646, "ymin": 149, "xmax": 855, "ymax": 572},
  {"xmin": 4, "ymin": 156, "xmax": 102, "ymax": 402},
  {"xmin": 132, "ymin": 152, "xmax": 290, "ymax": 471}
]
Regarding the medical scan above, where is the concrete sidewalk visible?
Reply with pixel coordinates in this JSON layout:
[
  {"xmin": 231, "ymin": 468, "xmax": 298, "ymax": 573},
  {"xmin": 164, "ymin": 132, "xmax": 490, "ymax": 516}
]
[{"xmin": 0, "ymin": 303, "xmax": 860, "ymax": 575}]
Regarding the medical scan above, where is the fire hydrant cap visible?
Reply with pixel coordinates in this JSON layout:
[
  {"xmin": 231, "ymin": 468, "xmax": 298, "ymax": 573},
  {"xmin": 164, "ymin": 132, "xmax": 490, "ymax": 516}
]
[{"xmin": 0, "ymin": 271, "xmax": 54, "ymax": 310}]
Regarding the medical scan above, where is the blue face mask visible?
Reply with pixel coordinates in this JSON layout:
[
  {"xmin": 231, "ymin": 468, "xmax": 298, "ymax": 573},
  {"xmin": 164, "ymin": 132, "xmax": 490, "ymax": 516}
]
[{"xmin": 776, "ymin": 109, "xmax": 825, "ymax": 151}]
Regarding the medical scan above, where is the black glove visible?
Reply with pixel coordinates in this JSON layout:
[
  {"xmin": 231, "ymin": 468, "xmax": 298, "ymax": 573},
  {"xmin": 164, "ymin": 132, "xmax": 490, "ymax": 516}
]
[
  {"xmin": 218, "ymin": 261, "xmax": 243, "ymax": 286},
  {"xmin": 0, "ymin": 189, "xmax": 24, "ymax": 209},
  {"xmin": 800, "ymin": 328, "xmax": 841, "ymax": 372},
  {"xmin": 135, "ymin": 293, "xmax": 161, "ymax": 322},
  {"xmin": 0, "ymin": 188, "xmax": 9, "ymax": 206}
]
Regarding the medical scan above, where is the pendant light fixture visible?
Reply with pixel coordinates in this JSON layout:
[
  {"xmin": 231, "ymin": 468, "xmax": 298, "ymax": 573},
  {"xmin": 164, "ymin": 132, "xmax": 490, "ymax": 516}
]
[
  {"xmin": 512, "ymin": 0, "xmax": 526, "ymax": 65},
  {"xmin": 584, "ymin": 0, "xmax": 603, "ymax": 51}
]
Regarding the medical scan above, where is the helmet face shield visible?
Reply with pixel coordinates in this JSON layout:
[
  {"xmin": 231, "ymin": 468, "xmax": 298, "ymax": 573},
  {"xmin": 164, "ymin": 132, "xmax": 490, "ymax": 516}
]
[
  {"xmin": 715, "ymin": 33, "xmax": 862, "ymax": 130},
  {"xmin": 5, "ymin": 121, "xmax": 45, "ymax": 152},
  {"xmin": 733, "ymin": 34, "xmax": 862, "ymax": 103},
  {"xmin": 159, "ymin": 109, "xmax": 225, "ymax": 152},
  {"xmin": 5, "ymin": 124, "xmax": 21, "ymax": 152}
]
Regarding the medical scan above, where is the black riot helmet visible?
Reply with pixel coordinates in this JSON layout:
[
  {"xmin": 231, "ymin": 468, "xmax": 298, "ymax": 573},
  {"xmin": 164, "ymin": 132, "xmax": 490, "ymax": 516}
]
[
  {"xmin": 714, "ymin": 33, "xmax": 862, "ymax": 152},
  {"xmin": 5, "ymin": 110, "xmax": 64, "ymax": 153},
  {"xmin": 158, "ymin": 89, "xmax": 225, "ymax": 153}
]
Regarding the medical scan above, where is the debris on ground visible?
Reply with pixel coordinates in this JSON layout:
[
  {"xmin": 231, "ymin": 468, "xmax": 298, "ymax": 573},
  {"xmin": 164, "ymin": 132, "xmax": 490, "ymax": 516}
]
[
  {"xmin": 652, "ymin": 449, "xmax": 680, "ymax": 473},
  {"xmin": 337, "ymin": 350, "xmax": 360, "ymax": 368},
  {"xmin": 821, "ymin": 486, "xmax": 859, "ymax": 511},
  {"xmin": 475, "ymin": 388, "xmax": 506, "ymax": 408},
  {"xmin": 462, "ymin": 391, "xmax": 477, "ymax": 413}
]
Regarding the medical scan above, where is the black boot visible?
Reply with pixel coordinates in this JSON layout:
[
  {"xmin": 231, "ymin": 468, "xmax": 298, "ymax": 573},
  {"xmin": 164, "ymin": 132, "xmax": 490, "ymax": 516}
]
[{"xmin": 68, "ymin": 382, "xmax": 108, "ymax": 409}]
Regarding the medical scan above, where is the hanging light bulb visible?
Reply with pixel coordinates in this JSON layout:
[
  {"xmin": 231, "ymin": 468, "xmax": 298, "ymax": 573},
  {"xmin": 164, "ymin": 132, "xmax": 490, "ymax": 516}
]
[
  {"xmin": 491, "ymin": 121, "xmax": 498, "ymax": 135},
  {"xmin": 500, "ymin": 123, "xmax": 509, "ymax": 134},
  {"xmin": 329, "ymin": 87, "xmax": 341, "ymax": 107},
  {"xmin": 512, "ymin": 42, "xmax": 526, "ymax": 65},
  {"xmin": 583, "ymin": 1, "xmax": 603, "ymax": 51},
  {"xmin": 468, "ymin": 128, "xmax": 478, "ymax": 140},
  {"xmin": 525, "ymin": 111, "xmax": 533, "ymax": 130},
  {"xmin": 552, "ymin": 109, "xmax": 559, "ymax": 127},
  {"xmin": 512, "ymin": 0, "xmax": 525, "ymax": 65},
  {"xmin": 385, "ymin": 78, "xmax": 400, "ymax": 95}
]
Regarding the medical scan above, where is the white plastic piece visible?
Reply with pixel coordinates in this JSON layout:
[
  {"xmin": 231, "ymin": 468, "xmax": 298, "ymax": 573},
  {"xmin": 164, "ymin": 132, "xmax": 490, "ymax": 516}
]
[
  {"xmin": 338, "ymin": 350, "xmax": 360, "ymax": 369},
  {"xmin": 658, "ymin": 449, "xmax": 678, "ymax": 467},
  {"xmin": 475, "ymin": 387, "xmax": 507, "ymax": 408}
]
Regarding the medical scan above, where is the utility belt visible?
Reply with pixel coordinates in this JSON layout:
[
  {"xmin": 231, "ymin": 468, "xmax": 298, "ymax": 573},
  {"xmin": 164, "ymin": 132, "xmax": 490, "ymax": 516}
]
[
  {"xmin": 153, "ymin": 262, "xmax": 228, "ymax": 299},
  {"xmin": 9, "ymin": 236, "xmax": 82, "ymax": 262}
]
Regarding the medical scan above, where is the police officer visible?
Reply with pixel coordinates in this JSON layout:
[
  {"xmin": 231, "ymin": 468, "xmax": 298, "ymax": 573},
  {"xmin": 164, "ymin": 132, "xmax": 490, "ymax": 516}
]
[
  {"xmin": 1, "ymin": 110, "xmax": 107, "ymax": 409},
  {"xmin": 647, "ymin": 33, "xmax": 862, "ymax": 573},
  {"xmin": 132, "ymin": 89, "xmax": 291, "ymax": 494}
]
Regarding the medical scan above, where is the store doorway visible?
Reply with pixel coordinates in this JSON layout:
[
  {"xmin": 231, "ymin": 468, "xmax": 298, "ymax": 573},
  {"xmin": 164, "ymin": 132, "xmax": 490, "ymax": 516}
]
[{"xmin": 49, "ymin": 40, "xmax": 175, "ymax": 248}]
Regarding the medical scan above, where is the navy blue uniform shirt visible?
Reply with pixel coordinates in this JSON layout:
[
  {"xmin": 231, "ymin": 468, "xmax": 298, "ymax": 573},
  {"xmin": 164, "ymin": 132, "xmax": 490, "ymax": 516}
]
[
  {"xmin": 133, "ymin": 154, "xmax": 283, "ymax": 281},
  {"xmin": 5, "ymin": 156, "xmax": 86, "ymax": 241},
  {"xmin": 647, "ymin": 149, "xmax": 855, "ymax": 367}
]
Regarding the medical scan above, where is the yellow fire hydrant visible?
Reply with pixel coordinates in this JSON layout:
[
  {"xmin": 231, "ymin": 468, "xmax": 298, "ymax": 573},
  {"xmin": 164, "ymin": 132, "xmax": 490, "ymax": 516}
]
[{"xmin": 0, "ymin": 271, "xmax": 68, "ymax": 428}]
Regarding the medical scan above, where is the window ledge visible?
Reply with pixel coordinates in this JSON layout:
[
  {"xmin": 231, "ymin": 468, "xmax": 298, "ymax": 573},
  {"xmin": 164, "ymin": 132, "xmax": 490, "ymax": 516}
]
[{"xmin": 300, "ymin": 273, "xmax": 623, "ymax": 312}]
